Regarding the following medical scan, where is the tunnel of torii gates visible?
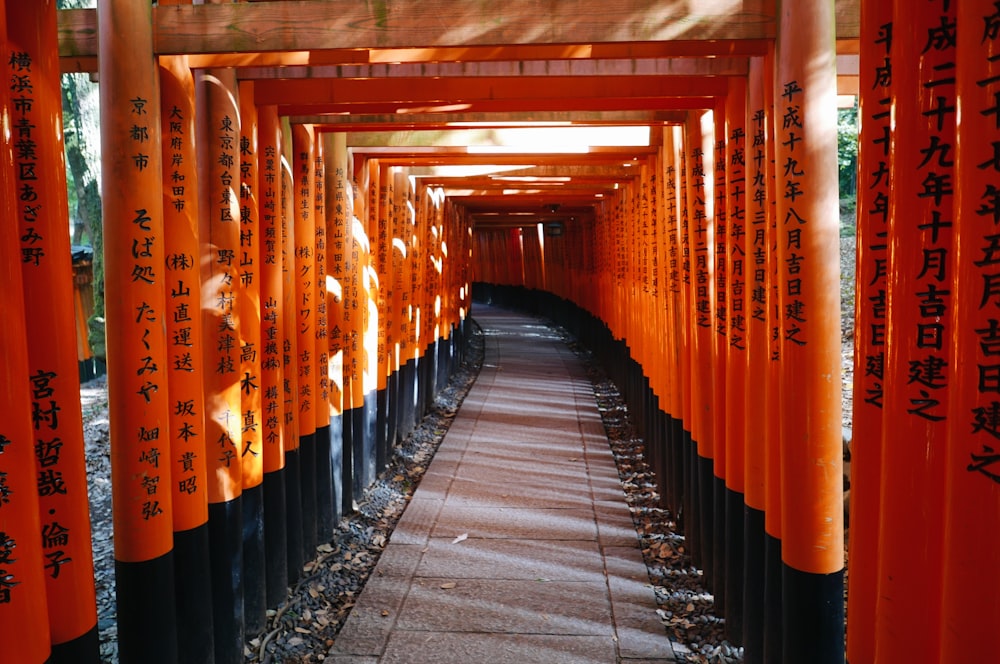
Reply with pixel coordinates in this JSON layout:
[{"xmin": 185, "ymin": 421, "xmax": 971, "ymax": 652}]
[{"xmin": 0, "ymin": 0, "xmax": 998, "ymax": 663}]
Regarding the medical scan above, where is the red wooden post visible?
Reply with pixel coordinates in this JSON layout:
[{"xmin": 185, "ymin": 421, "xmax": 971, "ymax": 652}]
[
  {"xmin": 846, "ymin": 3, "xmax": 892, "ymax": 661},
  {"xmin": 774, "ymin": 1, "xmax": 844, "ymax": 660},
  {"xmin": 324, "ymin": 131, "xmax": 349, "ymax": 519},
  {"xmin": 7, "ymin": 2, "xmax": 99, "ymax": 659},
  {"xmin": 941, "ymin": 1, "xmax": 1000, "ymax": 657},
  {"xmin": 0, "ymin": 5, "xmax": 52, "ymax": 660},
  {"xmin": 258, "ymin": 103, "xmax": 289, "ymax": 606},
  {"xmin": 724, "ymin": 75, "xmax": 748, "ymax": 643},
  {"xmin": 742, "ymin": 53, "xmax": 772, "ymax": 662},
  {"xmin": 292, "ymin": 123, "xmax": 319, "ymax": 556},
  {"xmin": 313, "ymin": 138, "xmax": 336, "ymax": 542},
  {"xmin": 98, "ymin": 0, "xmax": 176, "ymax": 660},
  {"xmin": 196, "ymin": 64, "xmax": 244, "ymax": 664},
  {"xmin": 237, "ymin": 80, "xmax": 266, "ymax": 636},
  {"xmin": 159, "ymin": 52, "xmax": 214, "ymax": 662}
]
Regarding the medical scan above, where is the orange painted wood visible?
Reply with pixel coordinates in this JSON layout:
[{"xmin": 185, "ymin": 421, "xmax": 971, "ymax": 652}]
[
  {"xmin": 725, "ymin": 77, "xmax": 747, "ymax": 495},
  {"xmin": 197, "ymin": 66, "xmax": 243, "ymax": 503},
  {"xmin": 292, "ymin": 124, "xmax": 318, "ymax": 439},
  {"xmin": 940, "ymin": 0, "xmax": 1000, "ymax": 657},
  {"xmin": 687, "ymin": 111, "xmax": 716, "ymax": 462},
  {"xmin": 281, "ymin": 152, "xmax": 301, "ymax": 451},
  {"xmin": 873, "ymin": 3, "xmax": 954, "ymax": 659},
  {"xmin": 258, "ymin": 104, "xmax": 286, "ymax": 471},
  {"xmin": 323, "ymin": 132, "xmax": 348, "ymax": 420},
  {"xmin": 0, "ymin": 3, "xmax": 53, "ymax": 657},
  {"xmin": 238, "ymin": 82, "xmax": 264, "ymax": 489},
  {"xmin": 8, "ymin": 0, "xmax": 99, "ymax": 644},
  {"xmin": 314, "ymin": 138, "xmax": 330, "ymax": 430},
  {"xmin": 773, "ymin": 0, "xmax": 843, "ymax": 576},
  {"xmin": 98, "ymin": 0, "xmax": 177, "ymax": 559},
  {"xmin": 845, "ymin": 1, "xmax": 891, "ymax": 659},
  {"xmin": 160, "ymin": 54, "xmax": 210, "ymax": 531},
  {"xmin": 712, "ymin": 100, "xmax": 728, "ymax": 484},
  {"xmin": 744, "ymin": 56, "xmax": 769, "ymax": 513}
]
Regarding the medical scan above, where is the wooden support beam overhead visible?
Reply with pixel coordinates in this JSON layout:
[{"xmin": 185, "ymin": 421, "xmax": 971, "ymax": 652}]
[
  {"xmin": 255, "ymin": 75, "xmax": 729, "ymax": 107},
  {"xmin": 57, "ymin": 1, "xmax": 860, "ymax": 68},
  {"xmin": 288, "ymin": 110, "xmax": 687, "ymax": 131},
  {"xmin": 281, "ymin": 96, "xmax": 716, "ymax": 117},
  {"xmin": 236, "ymin": 57, "xmax": 749, "ymax": 81}
]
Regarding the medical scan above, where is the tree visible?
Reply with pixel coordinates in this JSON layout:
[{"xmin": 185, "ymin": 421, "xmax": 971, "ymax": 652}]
[{"xmin": 59, "ymin": 0, "xmax": 104, "ymax": 360}]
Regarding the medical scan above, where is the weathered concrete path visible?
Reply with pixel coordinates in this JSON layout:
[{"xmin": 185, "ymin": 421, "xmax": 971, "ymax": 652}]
[{"xmin": 329, "ymin": 305, "xmax": 675, "ymax": 663}]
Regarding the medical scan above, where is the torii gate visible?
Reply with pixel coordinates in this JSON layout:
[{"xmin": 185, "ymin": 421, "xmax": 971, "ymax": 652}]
[{"xmin": 1, "ymin": 1, "xmax": 998, "ymax": 664}]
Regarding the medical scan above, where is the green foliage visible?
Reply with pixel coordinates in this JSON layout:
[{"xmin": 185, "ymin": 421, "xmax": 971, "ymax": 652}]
[{"xmin": 837, "ymin": 104, "xmax": 859, "ymax": 238}]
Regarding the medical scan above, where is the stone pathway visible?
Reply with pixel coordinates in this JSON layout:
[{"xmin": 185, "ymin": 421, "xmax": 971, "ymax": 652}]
[{"xmin": 328, "ymin": 305, "xmax": 675, "ymax": 663}]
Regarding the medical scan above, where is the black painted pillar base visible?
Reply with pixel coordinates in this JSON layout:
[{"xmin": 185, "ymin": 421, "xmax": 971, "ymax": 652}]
[
  {"xmin": 685, "ymin": 430, "xmax": 699, "ymax": 567},
  {"xmin": 724, "ymin": 488, "xmax": 746, "ymax": 645},
  {"xmin": 376, "ymin": 387, "xmax": 389, "ymax": 475},
  {"xmin": 387, "ymin": 370, "xmax": 400, "ymax": 453},
  {"xmin": 341, "ymin": 407, "xmax": 355, "ymax": 515},
  {"xmin": 329, "ymin": 413, "xmax": 344, "ymax": 525},
  {"xmin": 263, "ymin": 467, "xmax": 288, "ymax": 608},
  {"xmin": 698, "ymin": 453, "xmax": 715, "ymax": 583},
  {"xmin": 764, "ymin": 532, "xmax": 783, "ymax": 664},
  {"xmin": 285, "ymin": 448, "xmax": 304, "ymax": 584},
  {"xmin": 743, "ymin": 506, "xmax": 766, "ymax": 663},
  {"xmin": 173, "ymin": 523, "xmax": 213, "ymax": 663},
  {"xmin": 315, "ymin": 424, "xmax": 334, "ymax": 543},
  {"xmin": 713, "ymin": 475, "xmax": 727, "ymax": 611},
  {"xmin": 782, "ymin": 565, "xmax": 844, "ymax": 664},
  {"xmin": 50, "ymin": 623, "xmax": 100, "ymax": 664},
  {"xmin": 208, "ymin": 497, "xmax": 244, "ymax": 664},
  {"xmin": 242, "ymin": 482, "xmax": 266, "ymax": 636},
  {"xmin": 399, "ymin": 359, "xmax": 417, "ymax": 441},
  {"xmin": 116, "ymin": 550, "xmax": 178, "ymax": 664},
  {"xmin": 299, "ymin": 432, "xmax": 318, "ymax": 556}
]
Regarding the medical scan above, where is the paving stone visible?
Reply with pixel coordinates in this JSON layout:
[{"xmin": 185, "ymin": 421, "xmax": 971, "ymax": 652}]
[{"xmin": 379, "ymin": 632, "xmax": 618, "ymax": 664}]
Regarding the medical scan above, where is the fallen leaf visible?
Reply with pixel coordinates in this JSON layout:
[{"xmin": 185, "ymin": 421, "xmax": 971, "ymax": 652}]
[
  {"xmin": 381, "ymin": 609, "xmax": 390, "ymax": 617},
  {"xmin": 451, "ymin": 533, "xmax": 468, "ymax": 544},
  {"xmin": 440, "ymin": 582, "xmax": 457, "ymax": 589}
]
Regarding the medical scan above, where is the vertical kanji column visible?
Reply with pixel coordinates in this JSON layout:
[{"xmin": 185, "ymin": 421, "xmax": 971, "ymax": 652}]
[
  {"xmin": 324, "ymin": 131, "xmax": 348, "ymax": 524},
  {"xmin": 281, "ymin": 150, "xmax": 304, "ymax": 580},
  {"xmin": 686, "ymin": 110, "xmax": 716, "ymax": 582},
  {"xmin": 742, "ymin": 53, "xmax": 771, "ymax": 663},
  {"xmin": 941, "ymin": 1, "xmax": 1000, "ymax": 658},
  {"xmin": 710, "ymin": 99, "xmax": 728, "ymax": 606},
  {"xmin": 0, "ymin": 4, "xmax": 51, "ymax": 660},
  {"xmin": 876, "ymin": 3, "xmax": 955, "ymax": 662},
  {"xmin": 292, "ymin": 124, "xmax": 319, "ymax": 557},
  {"xmin": 846, "ymin": 4, "xmax": 892, "ymax": 661},
  {"xmin": 773, "ymin": 1, "xmax": 843, "ymax": 660},
  {"xmin": 238, "ymin": 81, "xmax": 266, "ymax": 637},
  {"xmin": 159, "ymin": 52, "xmax": 214, "ymax": 662},
  {"xmin": 197, "ymin": 65, "xmax": 244, "ymax": 664},
  {"xmin": 97, "ymin": 0, "xmax": 175, "ymax": 661},
  {"xmin": 724, "ymin": 75, "xmax": 748, "ymax": 644},
  {"xmin": 8, "ymin": 2, "xmax": 99, "ymax": 660},
  {"xmin": 314, "ymin": 138, "xmax": 335, "ymax": 542},
  {"xmin": 258, "ymin": 104, "xmax": 288, "ymax": 607}
]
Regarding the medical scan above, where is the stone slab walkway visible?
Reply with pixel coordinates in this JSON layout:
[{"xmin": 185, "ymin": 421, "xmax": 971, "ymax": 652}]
[{"xmin": 328, "ymin": 305, "xmax": 676, "ymax": 663}]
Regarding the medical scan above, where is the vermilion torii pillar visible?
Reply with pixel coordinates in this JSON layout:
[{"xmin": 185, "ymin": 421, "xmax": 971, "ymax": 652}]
[
  {"xmin": 773, "ymin": 1, "xmax": 844, "ymax": 661},
  {"xmin": 846, "ymin": 2, "xmax": 891, "ymax": 662},
  {"xmin": 0, "ymin": 6, "xmax": 51, "ymax": 661},
  {"xmin": 292, "ymin": 123, "xmax": 319, "ymax": 556},
  {"xmin": 237, "ymin": 80, "xmax": 266, "ymax": 637},
  {"xmin": 159, "ymin": 51, "xmax": 214, "ymax": 663},
  {"xmin": 97, "ymin": 0, "xmax": 177, "ymax": 661},
  {"xmin": 258, "ymin": 103, "xmax": 289, "ymax": 608},
  {"xmin": 197, "ymin": 63, "xmax": 244, "ymax": 664},
  {"xmin": 7, "ymin": 2, "xmax": 99, "ymax": 660},
  {"xmin": 943, "ymin": 1, "xmax": 1000, "ymax": 658}
]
